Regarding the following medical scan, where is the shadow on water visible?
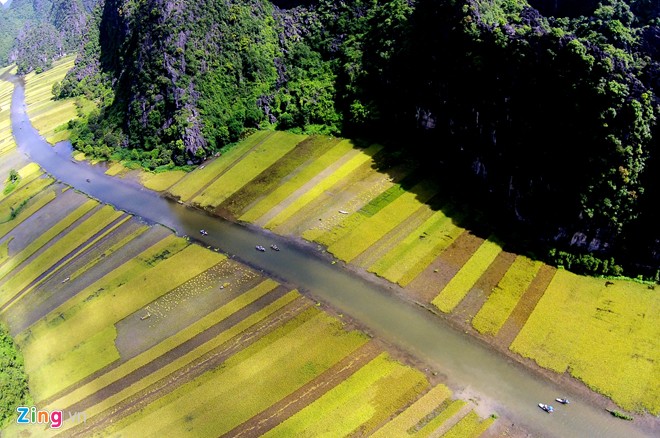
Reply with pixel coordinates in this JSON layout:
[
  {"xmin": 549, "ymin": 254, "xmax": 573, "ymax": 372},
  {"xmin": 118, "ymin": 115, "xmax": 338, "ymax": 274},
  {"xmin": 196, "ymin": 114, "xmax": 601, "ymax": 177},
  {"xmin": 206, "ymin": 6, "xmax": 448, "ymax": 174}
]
[{"xmin": 6, "ymin": 75, "xmax": 656, "ymax": 438}]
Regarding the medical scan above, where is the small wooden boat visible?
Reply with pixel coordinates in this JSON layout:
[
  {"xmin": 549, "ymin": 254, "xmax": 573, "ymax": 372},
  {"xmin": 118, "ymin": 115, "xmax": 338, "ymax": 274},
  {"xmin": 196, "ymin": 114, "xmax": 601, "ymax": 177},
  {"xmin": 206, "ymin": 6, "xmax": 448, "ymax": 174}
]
[
  {"xmin": 539, "ymin": 403, "xmax": 554, "ymax": 413},
  {"xmin": 270, "ymin": 244, "xmax": 280, "ymax": 251},
  {"xmin": 199, "ymin": 229, "xmax": 208, "ymax": 236},
  {"xmin": 555, "ymin": 398, "xmax": 569, "ymax": 404},
  {"xmin": 256, "ymin": 245, "xmax": 266, "ymax": 252}
]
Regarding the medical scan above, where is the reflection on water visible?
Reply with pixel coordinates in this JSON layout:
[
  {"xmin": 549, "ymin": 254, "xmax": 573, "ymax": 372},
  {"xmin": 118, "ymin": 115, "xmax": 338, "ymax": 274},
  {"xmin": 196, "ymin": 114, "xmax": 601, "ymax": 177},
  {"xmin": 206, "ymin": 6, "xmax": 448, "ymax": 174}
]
[{"xmin": 8, "ymin": 76, "xmax": 654, "ymax": 438}]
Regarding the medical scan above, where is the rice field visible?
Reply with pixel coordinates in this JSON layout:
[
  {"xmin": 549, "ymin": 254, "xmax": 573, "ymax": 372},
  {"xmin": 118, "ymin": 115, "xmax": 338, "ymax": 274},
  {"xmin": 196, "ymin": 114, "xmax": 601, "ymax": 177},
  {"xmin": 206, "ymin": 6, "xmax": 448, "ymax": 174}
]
[{"xmin": 23, "ymin": 55, "xmax": 80, "ymax": 143}]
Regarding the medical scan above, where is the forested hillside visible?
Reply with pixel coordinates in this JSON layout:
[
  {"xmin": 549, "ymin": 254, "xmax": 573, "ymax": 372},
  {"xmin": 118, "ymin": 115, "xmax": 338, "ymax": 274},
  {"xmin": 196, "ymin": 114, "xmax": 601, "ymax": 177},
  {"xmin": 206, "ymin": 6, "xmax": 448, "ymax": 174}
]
[
  {"xmin": 6, "ymin": 0, "xmax": 660, "ymax": 277},
  {"xmin": 0, "ymin": 0, "xmax": 98, "ymax": 73}
]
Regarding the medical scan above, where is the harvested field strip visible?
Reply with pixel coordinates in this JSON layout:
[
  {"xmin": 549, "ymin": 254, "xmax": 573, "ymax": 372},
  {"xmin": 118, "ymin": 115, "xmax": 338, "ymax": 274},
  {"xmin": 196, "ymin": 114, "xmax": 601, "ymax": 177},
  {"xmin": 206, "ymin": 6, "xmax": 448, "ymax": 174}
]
[
  {"xmin": 48, "ymin": 280, "xmax": 282, "ymax": 412},
  {"xmin": 431, "ymin": 238, "xmax": 503, "ymax": 313},
  {"xmin": 494, "ymin": 264, "xmax": 556, "ymax": 348},
  {"xmin": 310, "ymin": 172, "xmax": 424, "ymax": 248},
  {"xmin": 415, "ymin": 399, "xmax": 467, "ymax": 437},
  {"xmin": 239, "ymin": 138, "xmax": 357, "ymax": 223},
  {"xmin": 16, "ymin": 234, "xmax": 188, "ymax": 346},
  {"xmin": 0, "ymin": 213, "xmax": 131, "ymax": 313},
  {"xmin": 442, "ymin": 410, "xmax": 495, "ymax": 438},
  {"xmin": 472, "ymin": 256, "xmax": 542, "ymax": 336},
  {"xmin": 221, "ymin": 135, "xmax": 340, "ymax": 219},
  {"xmin": 0, "ymin": 186, "xmax": 56, "ymax": 239},
  {"xmin": 25, "ymin": 244, "xmax": 223, "ymax": 402},
  {"xmin": 194, "ymin": 132, "xmax": 305, "ymax": 208},
  {"xmin": 327, "ymin": 180, "xmax": 439, "ymax": 262},
  {"xmin": 167, "ymin": 130, "xmax": 274, "ymax": 201},
  {"xmin": 368, "ymin": 207, "xmax": 464, "ymax": 286},
  {"xmin": 263, "ymin": 142, "xmax": 383, "ymax": 231},
  {"xmin": 21, "ymin": 243, "xmax": 221, "ymax": 373},
  {"xmin": 107, "ymin": 308, "xmax": 368, "ymax": 437},
  {"xmin": 54, "ymin": 291, "xmax": 303, "ymax": 435},
  {"xmin": 0, "ymin": 205, "xmax": 124, "ymax": 309},
  {"xmin": 262, "ymin": 352, "xmax": 428, "ymax": 437},
  {"xmin": 65, "ymin": 223, "xmax": 150, "ymax": 284},
  {"xmin": 371, "ymin": 384, "xmax": 452, "ymax": 437},
  {"xmin": 510, "ymin": 271, "xmax": 660, "ymax": 414},
  {"xmin": 226, "ymin": 342, "xmax": 383, "ymax": 438},
  {"xmin": 0, "ymin": 199, "xmax": 97, "ymax": 286}
]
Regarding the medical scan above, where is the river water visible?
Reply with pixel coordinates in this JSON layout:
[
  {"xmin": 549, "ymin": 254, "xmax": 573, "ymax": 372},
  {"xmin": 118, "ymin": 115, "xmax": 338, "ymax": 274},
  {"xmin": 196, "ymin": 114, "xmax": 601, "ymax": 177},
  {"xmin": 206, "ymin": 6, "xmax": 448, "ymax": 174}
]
[{"xmin": 7, "ymin": 76, "xmax": 655, "ymax": 438}]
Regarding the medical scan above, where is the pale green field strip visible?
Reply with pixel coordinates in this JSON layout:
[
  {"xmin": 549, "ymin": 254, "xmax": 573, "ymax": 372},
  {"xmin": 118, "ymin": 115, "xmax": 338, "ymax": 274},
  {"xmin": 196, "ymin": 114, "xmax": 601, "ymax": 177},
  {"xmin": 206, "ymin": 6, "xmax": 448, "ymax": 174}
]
[
  {"xmin": 25, "ymin": 244, "xmax": 223, "ymax": 402},
  {"xmin": 432, "ymin": 238, "xmax": 503, "ymax": 313},
  {"xmin": 46, "ymin": 279, "xmax": 279, "ymax": 411},
  {"xmin": 441, "ymin": 411, "xmax": 495, "ymax": 438},
  {"xmin": 193, "ymin": 132, "xmax": 305, "ymax": 208},
  {"xmin": 0, "ymin": 175, "xmax": 53, "ymax": 221},
  {"xmin": 239, "ymin": 138, "xmax": 359, "ymax": 223},
  {"xmin": 472, "ymin": 256, "xmax": 543, "ymax": 336},
  {"xmin": 50, "ymin": 290, "xmax": 302, "ymax": 434},
  {"xmin": 264, "ymin": 142, "xmax": 384, "ymax": 230},
  {"xmin": 139, "ymin": 169, "xmax": 188, "ymax": 191},
  {"xmin": 29, "ymin": 325, "xmax": 121, "ymax": 403},
  {"xmin": 510, "ymin": 270, "xmax": 660, "ymax": 414},
  {"xmin": 0, "ymin": 162, "xmax": 44, "ymax": 204},
  {"xmin": 327, "ymin": 180, "xmax": 439, "ymax": 262},
  {"xmin": 263, "ymin": 353, "xmax": 428, "ymax": 438},
  {"xmin": 105, "ymin": 162, "xmax": 128, "ymax": 176},
  {"xmin": 24, "ymin": 56, "xmax": 77, "ymax": 142},
  {"xmin": 65, "ymin": 223, "xmax": 150, "ymax": 284},
  {"xmin": 1, "ymin": 213, "xmax": 133, "ymax": 313},
  {"xmin": 0, "ymin": 198, "xmax": 97, "ymax": 286},
  {"xmin": 0, "ymin": 188, "xmax": 56, "ymax": 239},
  {"xmin": 108, "ymin": 308, "xmax": 368, "ymax": 437},
  {"xmin": 0, "ymin": 204, "xmax": 123, "ymax": 308},
  {"xmin": 372, "ymin": 384, "xmax": 453, "ymax": 437},
  {"xmin": 21, "ymin": 243, "xmax": 222, "ymax": 375},
  {"xmin": 415, "ymin": 399, "xmax": 467, "ymax": 438},
  {"xmin": 368, "ymin": 208, "xmax": 465, "ymax": 286},
  {"xmin": 168, "ymin": 130, "xmax": 274, "ymax": 201},
  {"xmin": 15, "ymin": 234, "xmax": 188, "ymax": 346}
]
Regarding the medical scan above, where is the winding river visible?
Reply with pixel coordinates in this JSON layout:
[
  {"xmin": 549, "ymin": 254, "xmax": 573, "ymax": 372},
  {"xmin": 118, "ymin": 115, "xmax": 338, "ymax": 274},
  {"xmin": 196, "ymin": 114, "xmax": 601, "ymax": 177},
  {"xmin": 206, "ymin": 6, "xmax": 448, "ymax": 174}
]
[{"xmin": 7, "ymin": 75, "xmax": 655, "ymax": 438}]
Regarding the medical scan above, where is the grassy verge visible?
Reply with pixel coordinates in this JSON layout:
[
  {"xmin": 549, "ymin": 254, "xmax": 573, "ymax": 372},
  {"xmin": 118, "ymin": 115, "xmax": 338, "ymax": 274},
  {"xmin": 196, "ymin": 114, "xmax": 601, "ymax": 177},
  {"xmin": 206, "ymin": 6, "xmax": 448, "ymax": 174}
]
[
  {"xmin": 415, "ymin": 399, "xmax": 467, "ymax": 437},
  {"xmin": 442, "ymin": 410, "xmax": 496, "ymax": 438},
  {"xmin": 431, "ymin": 237, "xmax": 503, "ymax": 313},
  {"xmin": 472, "ymin": 256, "xmax": 542, "ymax": 335},
  {"xmin": 510, "ymin": 270, "xmax": 660, "ymax": 414}
]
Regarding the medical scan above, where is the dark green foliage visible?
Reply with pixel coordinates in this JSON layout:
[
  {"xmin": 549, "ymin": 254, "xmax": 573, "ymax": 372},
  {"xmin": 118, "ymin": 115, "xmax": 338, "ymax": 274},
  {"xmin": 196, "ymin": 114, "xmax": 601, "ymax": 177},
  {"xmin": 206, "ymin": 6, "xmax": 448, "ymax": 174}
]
[{"xmin": 0, "ymin": 323, "xmax": 30, "ymax": 429}]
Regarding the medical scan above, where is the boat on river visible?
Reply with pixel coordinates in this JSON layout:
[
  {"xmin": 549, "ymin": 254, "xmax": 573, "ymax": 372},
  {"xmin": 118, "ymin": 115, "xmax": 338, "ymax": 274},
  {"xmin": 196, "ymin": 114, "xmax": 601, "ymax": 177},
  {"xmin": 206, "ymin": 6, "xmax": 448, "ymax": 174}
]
[
  {"xmin": 256, "ymin": 245, "xmax": 266, "ymax": 252},
  {"xmin": 539, "ymin": 403, "xmax": 554, "ymax": 413},
  {"xmin": 555, "ymin": 398, "xmax": 569, "ymax": 404}
]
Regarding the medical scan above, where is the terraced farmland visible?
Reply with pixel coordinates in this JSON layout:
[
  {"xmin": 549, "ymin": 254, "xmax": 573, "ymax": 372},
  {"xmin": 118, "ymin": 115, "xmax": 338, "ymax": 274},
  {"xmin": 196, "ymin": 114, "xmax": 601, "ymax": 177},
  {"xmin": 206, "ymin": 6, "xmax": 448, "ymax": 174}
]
[
  {"xmin": 1, "ymin": 70, "xmax": 497, "ymax": 436},
  {"xmin": 152, "ymin": 127, "xmax": 660, "ymax": 417}
]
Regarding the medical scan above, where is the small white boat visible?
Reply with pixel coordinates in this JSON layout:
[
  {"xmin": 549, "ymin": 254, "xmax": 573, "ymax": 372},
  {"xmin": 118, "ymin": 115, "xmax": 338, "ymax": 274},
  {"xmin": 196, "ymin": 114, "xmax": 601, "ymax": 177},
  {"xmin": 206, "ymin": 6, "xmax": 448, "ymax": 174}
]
[
  {"xmin": 270, "ymin": 244, "xmax": 280, "ymax": 251},
  {"xmin": 555, "ymin": 398, "xmax": 569, "ymax": 404},
  {"xmin": 199, "ymin": 229, "xmax": 208, "ymax": 236},
  {"xmin": 256, "ymin": 245, "xmax": 266, "ymax": 252},
  {"xmin": 539, "ymin": 403, "xmax": 554, "ymax": 413}
]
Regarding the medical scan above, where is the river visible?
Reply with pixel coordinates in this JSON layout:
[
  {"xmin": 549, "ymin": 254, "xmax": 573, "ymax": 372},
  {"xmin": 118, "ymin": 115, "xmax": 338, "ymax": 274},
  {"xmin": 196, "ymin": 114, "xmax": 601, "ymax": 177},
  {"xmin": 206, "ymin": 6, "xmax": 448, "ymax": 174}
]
[{"xmin": 7, "ymin": 75, "xmax": 656, "ymax": 438}]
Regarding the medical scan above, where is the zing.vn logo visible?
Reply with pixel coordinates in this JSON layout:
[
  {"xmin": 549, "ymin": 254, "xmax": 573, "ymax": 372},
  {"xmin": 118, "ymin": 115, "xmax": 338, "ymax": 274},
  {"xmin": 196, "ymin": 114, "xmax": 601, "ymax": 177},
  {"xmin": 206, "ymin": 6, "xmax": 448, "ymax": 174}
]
[{"xmin": 16, "ymin": 407, "xmax": 66, "ymax": 429}]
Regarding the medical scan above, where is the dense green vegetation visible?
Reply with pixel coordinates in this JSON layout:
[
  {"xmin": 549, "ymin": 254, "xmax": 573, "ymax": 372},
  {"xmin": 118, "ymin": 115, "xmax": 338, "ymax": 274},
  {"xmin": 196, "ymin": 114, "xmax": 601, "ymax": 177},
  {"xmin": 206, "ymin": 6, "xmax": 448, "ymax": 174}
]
[
  {"xmin": 0, "ymin": 323, "xmax": 30, "ymax": 429},
  {"xmin": 7, "ymin": 0, "xmax": 660, "ymax": 276}
]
